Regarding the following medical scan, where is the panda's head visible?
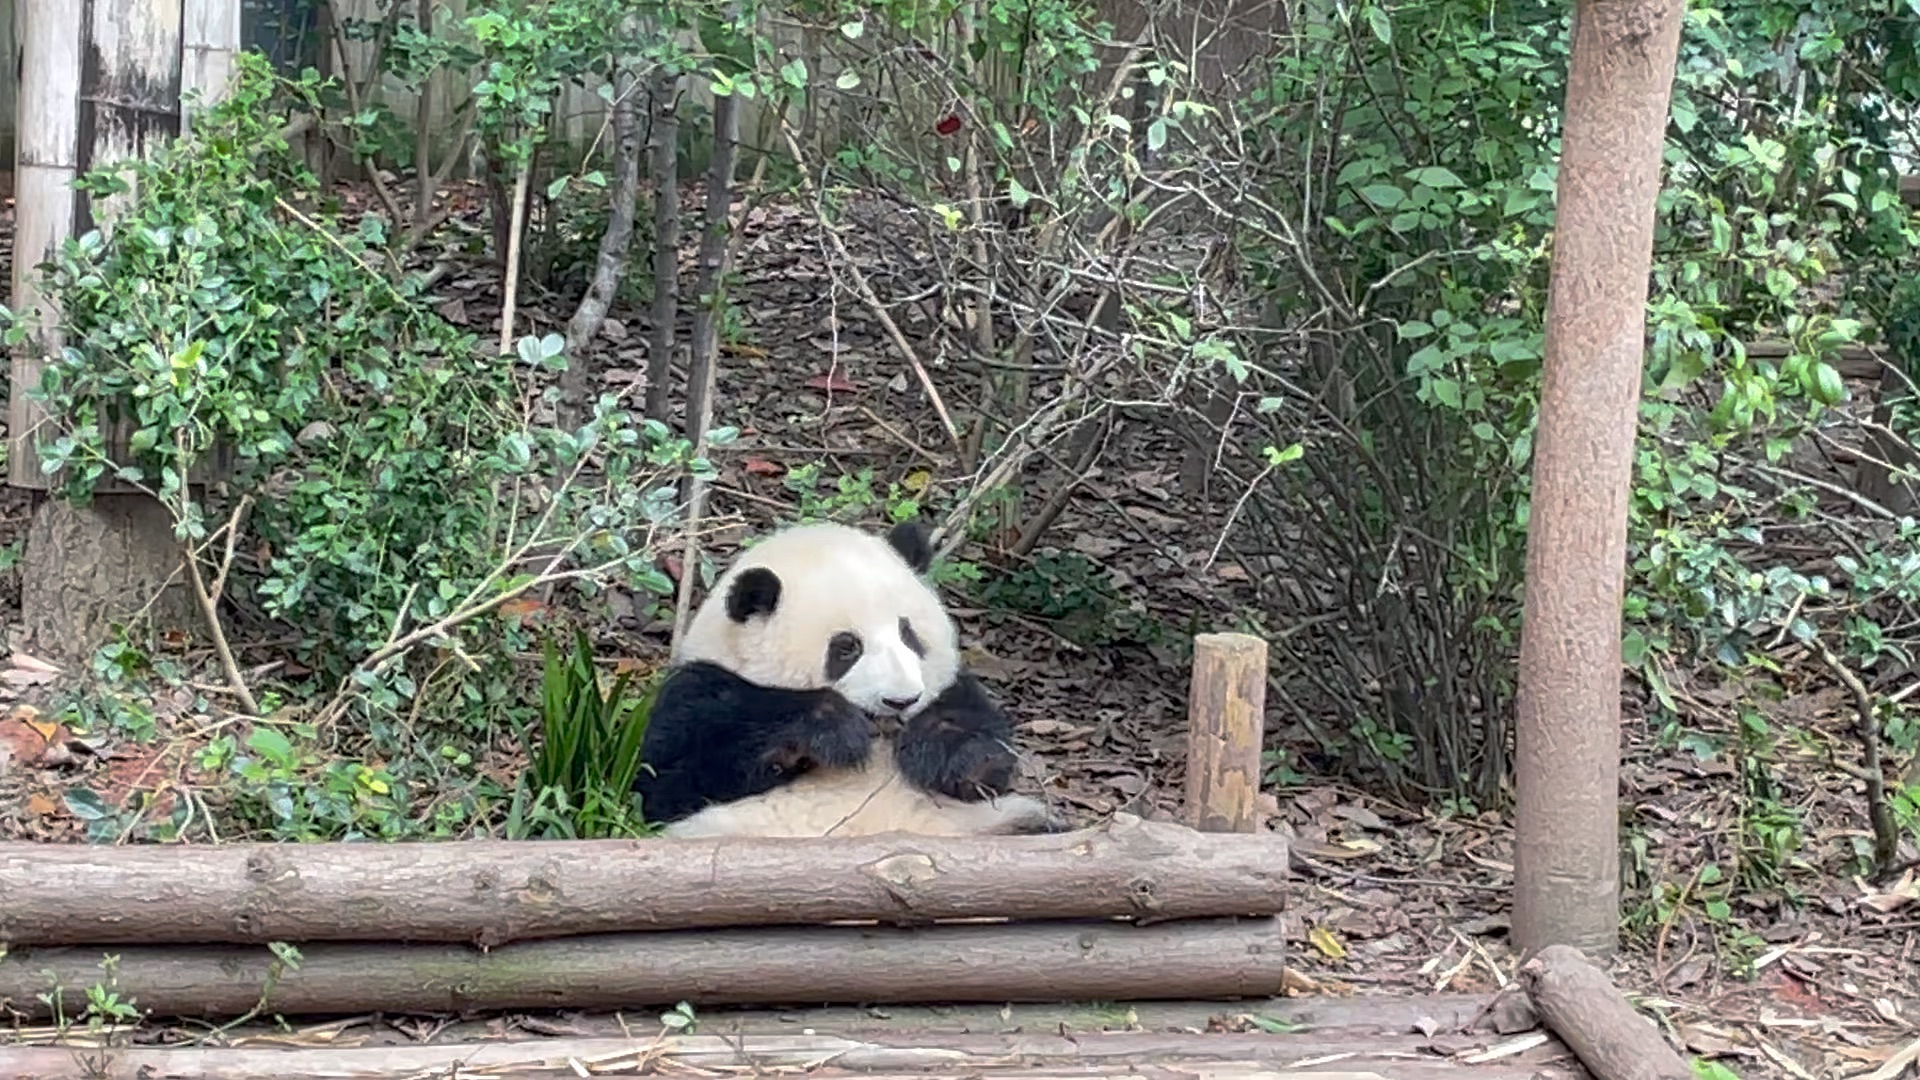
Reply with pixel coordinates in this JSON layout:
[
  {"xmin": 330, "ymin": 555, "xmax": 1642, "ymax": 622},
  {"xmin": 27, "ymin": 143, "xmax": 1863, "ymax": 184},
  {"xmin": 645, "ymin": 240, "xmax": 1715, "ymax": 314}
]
[{"xmin": 674, "ymin": 520, "xmax": 958, "ymax": 717}]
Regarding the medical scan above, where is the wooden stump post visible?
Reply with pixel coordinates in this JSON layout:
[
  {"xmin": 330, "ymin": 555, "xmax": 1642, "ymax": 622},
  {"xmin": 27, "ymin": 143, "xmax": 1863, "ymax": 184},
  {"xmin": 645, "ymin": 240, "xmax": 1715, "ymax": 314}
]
[{"xmin": 1183, "ymin": 632, "xmax": 1270, "ymax": 834}]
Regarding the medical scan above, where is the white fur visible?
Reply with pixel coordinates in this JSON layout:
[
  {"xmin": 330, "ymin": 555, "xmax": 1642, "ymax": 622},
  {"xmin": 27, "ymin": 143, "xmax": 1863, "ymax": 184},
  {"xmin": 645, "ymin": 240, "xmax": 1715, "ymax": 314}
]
[
  {"xmin": 661, "ymin": 742, "xmax": 1056, "ymax": 838},
  {"xmin": 666, "ymin": 521, "xmax": 1059, "ymax": 839},
  {"xmin": 674, "ymin": 522, "xmax": 959, "ymax": 716}
]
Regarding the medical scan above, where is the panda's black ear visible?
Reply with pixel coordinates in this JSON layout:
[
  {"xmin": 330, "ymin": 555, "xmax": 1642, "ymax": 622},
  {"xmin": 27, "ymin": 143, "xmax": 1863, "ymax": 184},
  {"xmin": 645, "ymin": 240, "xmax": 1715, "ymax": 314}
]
[
  {"xmin": 886, "ymin": 521, "xmax": 935, "ymax": 574},
  {"xmin": 727, "ymin": 567, "xmax": 783, "ymax": 622}
]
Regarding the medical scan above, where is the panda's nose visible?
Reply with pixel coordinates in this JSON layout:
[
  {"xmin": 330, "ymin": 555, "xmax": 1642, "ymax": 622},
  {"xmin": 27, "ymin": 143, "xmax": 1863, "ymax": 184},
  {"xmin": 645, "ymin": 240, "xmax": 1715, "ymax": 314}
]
[{"xmin": 882, "ymin": 695, "xmax": 918, "ymax": 712}]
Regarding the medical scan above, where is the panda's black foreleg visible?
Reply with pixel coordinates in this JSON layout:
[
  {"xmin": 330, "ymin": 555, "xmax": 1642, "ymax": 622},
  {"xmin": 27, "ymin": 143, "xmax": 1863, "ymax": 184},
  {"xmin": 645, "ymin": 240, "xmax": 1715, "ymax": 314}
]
[
  {"xmin": 634, "ymin": 661, "xmax": 874, "ymax": 823},
  {"xmin": 894, "ymin": 670, "xmax": 1022, "ymax": 802}
]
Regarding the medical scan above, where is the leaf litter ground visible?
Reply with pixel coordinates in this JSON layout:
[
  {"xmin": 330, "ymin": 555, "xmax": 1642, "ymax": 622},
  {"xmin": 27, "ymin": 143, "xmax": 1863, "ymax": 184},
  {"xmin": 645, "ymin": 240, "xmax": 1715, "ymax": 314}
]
[{"xmin": 0, "ymin": 186, "xmax": 1914, "ymax": 1079}]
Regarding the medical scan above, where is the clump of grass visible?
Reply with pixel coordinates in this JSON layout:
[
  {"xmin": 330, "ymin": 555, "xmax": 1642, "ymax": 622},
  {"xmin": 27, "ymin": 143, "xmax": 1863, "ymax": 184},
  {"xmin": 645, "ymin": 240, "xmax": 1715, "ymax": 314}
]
[{"xmin": 515, "ymin": 628, "xmax": 658, "ymax": 839}]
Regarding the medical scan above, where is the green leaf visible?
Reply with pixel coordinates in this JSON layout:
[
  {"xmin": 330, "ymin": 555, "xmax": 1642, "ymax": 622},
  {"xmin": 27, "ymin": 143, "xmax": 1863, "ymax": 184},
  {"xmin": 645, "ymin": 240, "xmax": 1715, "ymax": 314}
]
[
  {"xmin": 246, "ymin": 726, "xmax": 296, "ymax": 768},
  {"xmin": 1007, "ymin": 177, "xmax": 1032, "ymax": 208},
  {"xmin": 1264, "ymin": 442, "xmax": 1305, "ymax": 466},
  {"xmin": 64, "ymin": 788, "xmax": 112, "ymax": 821},
  {"xmin": 838, "ymin": 20, "xmax": 865, "ymax": 38},
  {"xmin": 1147, "ymin": 117, "xmax": 1168, "ymax": 153},
  {"xmin": 1407, "ymin": 166, "xmax": 1464, "ymax": 189},
  {"xmin": 1359, "ymin": 183, "xmax": 1405, "ymax": 208},
  {"xmin": 1808, "ymin": 361, "xmax": 1846, "ymax": 406},
  {"xmin": 835, "ymin": 69, "xmax": 861, "ymax": 90},
  {"xmin": 1621, "ymin": 628, "xmax": 1649, "ymax": 667},
  {"xmin": 1363, "ymin": 4, "xmax": 1391, "ymax": 44}
]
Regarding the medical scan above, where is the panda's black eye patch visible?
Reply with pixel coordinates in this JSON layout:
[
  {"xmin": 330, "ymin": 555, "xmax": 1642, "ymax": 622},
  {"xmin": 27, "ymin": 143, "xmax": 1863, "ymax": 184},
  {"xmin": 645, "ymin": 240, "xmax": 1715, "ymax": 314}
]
[
  {"xmin": 899, "ymin": 617, "xmax": 925, "ymax": 657},
  {"xmin": 825, "ymin": 632, "xmax": 864, "ymax": 680}
]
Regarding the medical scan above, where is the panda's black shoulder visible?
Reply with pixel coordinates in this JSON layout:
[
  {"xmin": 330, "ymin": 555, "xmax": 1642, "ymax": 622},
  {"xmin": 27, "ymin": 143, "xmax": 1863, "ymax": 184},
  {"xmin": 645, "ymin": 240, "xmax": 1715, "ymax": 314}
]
[{"xmin": 634, "ymin": 661, "xmax": 872, "ymax": 824}]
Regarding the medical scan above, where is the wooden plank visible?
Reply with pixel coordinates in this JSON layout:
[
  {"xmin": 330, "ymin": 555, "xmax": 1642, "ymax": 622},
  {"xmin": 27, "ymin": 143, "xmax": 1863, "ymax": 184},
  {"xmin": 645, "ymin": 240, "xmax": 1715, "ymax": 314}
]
[
  {"xmin": 0, "ymin": 1030, "xmax": 1586, "ymax": 1080},
  {"xmin": 77, "ymin": 0, "xmax": 185, "ymax": 233},
  {"xmin": 7, "ymin": 0, "xmax": 85, "ymax": 490},
  {"xmin": 180, "ymin": 0, "xmax": 240, "ymax": 130}
]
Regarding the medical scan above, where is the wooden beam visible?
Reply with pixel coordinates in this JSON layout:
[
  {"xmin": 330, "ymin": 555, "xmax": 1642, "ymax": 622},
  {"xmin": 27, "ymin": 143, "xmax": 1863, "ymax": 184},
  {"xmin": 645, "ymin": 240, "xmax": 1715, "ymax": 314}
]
[
  {"xmin": 0, "ymin": 917, "xmax": 1291, "ymax": 1020},
  {"xmin": 0, "ymin": 816, "xmax": 1288, "ymax": 947},
  {"xmin": 0, "ymin": 1029, "xmax": 1584, "ymax": 1080}
]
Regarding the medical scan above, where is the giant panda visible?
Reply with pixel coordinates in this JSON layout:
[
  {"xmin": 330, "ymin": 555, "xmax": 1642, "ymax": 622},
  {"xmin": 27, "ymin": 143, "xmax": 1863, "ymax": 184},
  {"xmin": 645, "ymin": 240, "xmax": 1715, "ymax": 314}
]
[{"xmin": 632, "ymin": 519, "xmax": 1065, "ymax": 839}]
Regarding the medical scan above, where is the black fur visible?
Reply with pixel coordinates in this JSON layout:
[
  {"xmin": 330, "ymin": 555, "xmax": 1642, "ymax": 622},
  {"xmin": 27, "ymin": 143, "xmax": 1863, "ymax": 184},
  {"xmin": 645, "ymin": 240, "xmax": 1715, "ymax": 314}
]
[
  {"xmin": 727, "ymin": 567, "xmax": 783, "ymax": 622},
  {"xmin": 635, "ymin": 519, "xmax": 1026, "ymax": 825},
  {"xmin": 893, "ymin": 671, "xmax": 1021, "ymax": 801},
  {"xmin": 633, "ymin": 660, "xmax": 872, "ymax": 824},
  {"xmin": 886, "ymin": 521, "xmax": 936, "ymax": 574}
]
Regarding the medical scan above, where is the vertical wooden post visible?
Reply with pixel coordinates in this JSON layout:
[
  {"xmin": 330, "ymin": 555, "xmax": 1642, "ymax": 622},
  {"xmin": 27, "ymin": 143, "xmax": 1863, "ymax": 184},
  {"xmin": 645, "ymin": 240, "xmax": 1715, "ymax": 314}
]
[
  {"xmin": 9, "ymin": 0, "xmax": 85, "ymax": 488},
  {"xmin": 1184, "ymin": 632, "xmax": 1270, "ymax": 834}
]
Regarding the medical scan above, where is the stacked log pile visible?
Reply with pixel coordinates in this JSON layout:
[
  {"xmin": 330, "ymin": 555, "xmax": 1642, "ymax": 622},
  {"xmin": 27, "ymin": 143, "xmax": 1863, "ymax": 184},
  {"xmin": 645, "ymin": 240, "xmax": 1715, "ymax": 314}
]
[{"xmin": 0, "ymin": 815, "xmax": 1292, "ymax": 1019}]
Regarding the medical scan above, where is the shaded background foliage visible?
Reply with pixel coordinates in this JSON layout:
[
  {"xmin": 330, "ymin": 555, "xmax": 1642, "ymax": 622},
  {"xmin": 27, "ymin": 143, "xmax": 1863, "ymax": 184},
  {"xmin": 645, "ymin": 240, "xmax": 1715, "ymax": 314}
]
[{"xmin": 3, "ymin": 0, "xmax": 1916, "ymax": 888}]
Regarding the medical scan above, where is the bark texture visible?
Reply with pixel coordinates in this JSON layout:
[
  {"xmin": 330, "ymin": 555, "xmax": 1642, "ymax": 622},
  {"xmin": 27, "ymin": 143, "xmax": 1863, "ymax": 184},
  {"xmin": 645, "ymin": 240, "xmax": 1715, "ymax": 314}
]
[
  {"xmin": 560, "ymin": 61, "xmax": 646, "ymax": 429},
  {"xmin": 1520, "ymin": 944, "xmax": 1690, "ymax": 1080},
  {"xmin": 0, "ymin": 815, "xmax": 1288, "ymax": 947},
  {"xmin": 1512, "ymin": 0, "xmax": 1686, "ymax": 958},
  {"xmin": 0, "ymin": 917, "xmax": 1287, "ymax": 1020},
  {"xmin": 19, "ymin": 495, "xmax": 198, "ymax": 667},
  {"xmin": 1183, "ymin": 633, "xmax": 1269, "ymax": 833},
  {"xmin": 644, "ymin": 67, "xmax": 683, "ymax": 425}
]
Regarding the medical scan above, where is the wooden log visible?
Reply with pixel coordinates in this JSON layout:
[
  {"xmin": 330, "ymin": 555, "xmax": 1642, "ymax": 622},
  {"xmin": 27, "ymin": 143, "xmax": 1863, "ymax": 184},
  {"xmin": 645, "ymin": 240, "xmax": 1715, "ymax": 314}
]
[
  {"xmin": 0, "ymin": 816, "xmax": 1287, "ymax": 948},
  {"xmin": 0, "ymin": 917, "xmax": 1289, "ymax": 1021},
  {"xmin": 0, "ymin": 1030, "xmax": 1583, "ymax": 1080},
  {"xmin": 1519, "ymin": 944, "xmax": 1689, "ymax": 1080},
  {"xmin": 1184, "ymin": 633, "xmax": 1270, "ymax": 833}
]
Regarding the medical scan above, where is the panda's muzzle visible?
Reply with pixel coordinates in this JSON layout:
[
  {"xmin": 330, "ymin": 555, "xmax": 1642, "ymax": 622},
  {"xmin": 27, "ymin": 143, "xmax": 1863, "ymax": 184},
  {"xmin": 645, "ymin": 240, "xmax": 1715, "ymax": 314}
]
[{"xmin": 881, "ymin": 695, "xmax": 918, "ymax": 713}]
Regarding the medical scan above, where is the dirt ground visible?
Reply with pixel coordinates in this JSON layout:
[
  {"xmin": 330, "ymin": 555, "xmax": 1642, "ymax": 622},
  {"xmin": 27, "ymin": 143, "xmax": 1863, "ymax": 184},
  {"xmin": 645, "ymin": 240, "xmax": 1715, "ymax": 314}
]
[{"xmin": 0, "ymin": 184, "xmax": 1915, "ymax": 1080}]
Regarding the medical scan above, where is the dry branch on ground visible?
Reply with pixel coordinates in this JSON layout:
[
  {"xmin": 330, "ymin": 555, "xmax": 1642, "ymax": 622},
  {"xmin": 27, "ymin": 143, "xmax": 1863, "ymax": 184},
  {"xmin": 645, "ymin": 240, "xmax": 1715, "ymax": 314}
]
[{"xmin": 1519, "ymin": 945, "xmax": 1689, "ymax": 1080}]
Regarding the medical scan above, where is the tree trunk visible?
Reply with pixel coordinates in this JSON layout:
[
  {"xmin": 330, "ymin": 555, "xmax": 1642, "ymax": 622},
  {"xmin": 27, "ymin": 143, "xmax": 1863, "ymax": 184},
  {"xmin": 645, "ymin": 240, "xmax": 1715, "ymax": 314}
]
[
  {"xmin": 0, "ymin": 816, "xmax": 1289, "ymax": 947},
  {"xmin": 18, "ymin": 496, "xmax": 198, "ymax": 669},
  {"xmin": 1512, "ymin": 0, "xmax": 1686, "ymax": 959},
  {"xmin": 669, "ymin": 82, "xmax": 743, "ymax": 643},
  {"xmin": 1, "ymin": 917, "xmax": 1289, "ymax": 1020},
  {"xmin": 681, "ymin": 86, "xmax": 742, "ymax": 449},
  {"xmin": 644, "ymin": 68, "xmax": 683, "ymax": 425},
  {"xmin": 560, "ymin": 60, "xmax": 647, "ymax": 430}
]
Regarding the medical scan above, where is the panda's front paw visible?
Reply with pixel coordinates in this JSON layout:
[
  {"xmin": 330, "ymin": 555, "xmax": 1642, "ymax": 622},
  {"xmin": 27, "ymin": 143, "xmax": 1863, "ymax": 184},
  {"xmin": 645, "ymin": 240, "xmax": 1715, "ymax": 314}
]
[
  {"xmin": 805, "ymin": 693, "xmax": 876, "ymax": 767},
  {"xmin": 896, "ymin": 716, "xmax": 1019, "ymax": 801},
  {"xmin": 759, "ymin": 693, "xmax": 874, "ymax": 777}
]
